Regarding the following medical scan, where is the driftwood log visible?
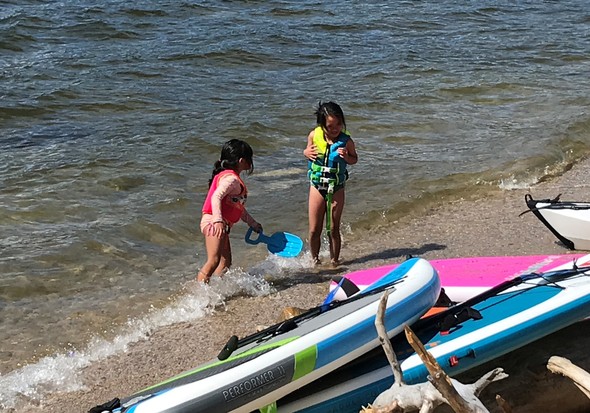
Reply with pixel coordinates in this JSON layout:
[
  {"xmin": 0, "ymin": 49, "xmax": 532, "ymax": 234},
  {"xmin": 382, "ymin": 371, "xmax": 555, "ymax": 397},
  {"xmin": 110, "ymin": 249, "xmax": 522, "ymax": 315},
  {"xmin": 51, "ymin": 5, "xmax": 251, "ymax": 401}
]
[
  {"xmin": 361, "ymin": 291, "xmax": 508, "ymax": 413},
  {"xmin": 547, "ymin": 356, "xmax": 590, "ymax": 400}
]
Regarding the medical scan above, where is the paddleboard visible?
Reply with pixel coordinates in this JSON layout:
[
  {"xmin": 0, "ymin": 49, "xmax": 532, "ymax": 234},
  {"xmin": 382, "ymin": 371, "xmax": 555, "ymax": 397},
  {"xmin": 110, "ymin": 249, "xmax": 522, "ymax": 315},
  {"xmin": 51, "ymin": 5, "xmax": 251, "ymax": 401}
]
[
  {"xmin": 524, "ymin": 194, "xmax": 590, "ymax": 251},
  {"xmin": 278, "ymin": 254, "xmax": 590, "ymax": 413},
  {"xmin": 95, "ymin": 257, "xmax": 440, "ymax": 413},
  {"xmin": 328, "ymin": 254, "xmax": 584, "ymax": 303}
]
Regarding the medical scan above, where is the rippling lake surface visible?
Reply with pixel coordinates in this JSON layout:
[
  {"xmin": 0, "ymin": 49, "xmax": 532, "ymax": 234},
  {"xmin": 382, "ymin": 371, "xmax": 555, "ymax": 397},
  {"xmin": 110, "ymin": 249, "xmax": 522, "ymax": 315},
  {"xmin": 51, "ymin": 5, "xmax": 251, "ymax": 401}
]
[{"xmin": 1, "ymin": 0, "xmax": 589, "ymax": 409}]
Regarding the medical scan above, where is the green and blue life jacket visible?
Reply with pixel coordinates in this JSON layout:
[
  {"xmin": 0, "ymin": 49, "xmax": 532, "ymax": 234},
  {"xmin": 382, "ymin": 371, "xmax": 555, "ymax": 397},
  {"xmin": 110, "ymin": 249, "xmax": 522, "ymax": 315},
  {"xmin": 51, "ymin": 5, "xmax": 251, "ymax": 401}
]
[{"xmin": 308, "ymin": 126, "xmax": 350, "ymax": 193}]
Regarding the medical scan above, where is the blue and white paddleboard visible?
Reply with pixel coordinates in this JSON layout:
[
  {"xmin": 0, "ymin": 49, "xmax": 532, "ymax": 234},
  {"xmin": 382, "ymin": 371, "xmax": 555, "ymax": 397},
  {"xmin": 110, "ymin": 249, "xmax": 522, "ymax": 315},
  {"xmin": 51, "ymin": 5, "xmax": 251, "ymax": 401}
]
[
  {"xmin": 327, "ymin": 254, "xmax": 584, "ymax": 304},
  {"xmin": 277, "ymin": 254, "xmax": 590, "ymax": 413},
  {"xmin": 95, "ymin": 257, "xmax": 440, "ymax": 413}
]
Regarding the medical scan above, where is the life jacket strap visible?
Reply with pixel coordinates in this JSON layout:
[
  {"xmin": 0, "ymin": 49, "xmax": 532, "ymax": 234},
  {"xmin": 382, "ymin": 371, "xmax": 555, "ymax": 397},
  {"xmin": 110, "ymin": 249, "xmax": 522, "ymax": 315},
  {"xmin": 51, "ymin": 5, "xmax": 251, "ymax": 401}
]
[{"xmin": 311, "ymin": 163, "xmax": 339, "ymax": 174}]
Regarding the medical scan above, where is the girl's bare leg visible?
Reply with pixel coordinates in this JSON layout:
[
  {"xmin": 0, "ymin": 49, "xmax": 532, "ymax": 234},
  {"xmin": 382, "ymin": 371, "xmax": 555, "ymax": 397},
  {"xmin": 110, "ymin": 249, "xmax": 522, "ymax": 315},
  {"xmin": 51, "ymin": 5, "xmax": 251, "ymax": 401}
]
[
  {"xmin": 198, "ymin": 232, "xmax": 229, "ymax": 282},
  {"xmin": 213, "ymin": 234, "xmax": 232, "ymax": 276},
  {"xmin": 329, "ymin": 189, "xmax": 345, "ymax": 266},
  {"xmin": 308, "ymin": 186, "xmax": 326, "ymax": 264}
]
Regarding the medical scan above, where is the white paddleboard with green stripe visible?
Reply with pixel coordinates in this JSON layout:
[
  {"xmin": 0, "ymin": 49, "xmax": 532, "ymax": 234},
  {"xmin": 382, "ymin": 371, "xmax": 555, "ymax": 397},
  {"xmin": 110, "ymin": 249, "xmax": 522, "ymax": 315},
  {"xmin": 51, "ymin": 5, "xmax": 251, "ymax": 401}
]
[{"xmin": 103, "ymin": 257, "xmax": 440, "ymax": 413}]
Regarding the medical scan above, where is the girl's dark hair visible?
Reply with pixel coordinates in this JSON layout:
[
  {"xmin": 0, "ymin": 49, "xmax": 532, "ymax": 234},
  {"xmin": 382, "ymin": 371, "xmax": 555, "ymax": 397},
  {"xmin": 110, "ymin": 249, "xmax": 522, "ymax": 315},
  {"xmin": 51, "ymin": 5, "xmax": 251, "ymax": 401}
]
[
  {"xmin": 315, "ymin": 101, "xmax": 346, "ymax": 131},
  {"xmin": 209, "ymin": 139, "xmax": 254, "ymax": 187}
]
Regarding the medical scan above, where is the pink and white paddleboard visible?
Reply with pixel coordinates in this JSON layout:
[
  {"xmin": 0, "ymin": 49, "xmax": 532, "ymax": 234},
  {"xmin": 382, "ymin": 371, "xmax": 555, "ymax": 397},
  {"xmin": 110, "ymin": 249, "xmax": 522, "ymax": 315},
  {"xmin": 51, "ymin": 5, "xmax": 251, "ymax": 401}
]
[{"xmin": 329, "ymin": 254, "xmax": 590, "ymax": 303}]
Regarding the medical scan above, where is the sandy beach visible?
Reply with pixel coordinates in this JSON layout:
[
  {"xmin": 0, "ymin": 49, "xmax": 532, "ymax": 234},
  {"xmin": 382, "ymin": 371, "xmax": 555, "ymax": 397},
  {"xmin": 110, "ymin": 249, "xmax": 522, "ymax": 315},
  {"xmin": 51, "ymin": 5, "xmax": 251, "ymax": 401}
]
[{"xmin": 21, "ymin": 157, "xmax": 590, "ymax": 413}]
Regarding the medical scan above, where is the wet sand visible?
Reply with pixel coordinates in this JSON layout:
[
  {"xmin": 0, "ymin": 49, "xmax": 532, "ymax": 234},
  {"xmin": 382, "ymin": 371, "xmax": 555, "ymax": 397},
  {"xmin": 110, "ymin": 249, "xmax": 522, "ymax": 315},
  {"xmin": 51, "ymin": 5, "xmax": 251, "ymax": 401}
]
[{"xmin": 22, "ymin": 158, "xmax": 590, "ymax": 413}]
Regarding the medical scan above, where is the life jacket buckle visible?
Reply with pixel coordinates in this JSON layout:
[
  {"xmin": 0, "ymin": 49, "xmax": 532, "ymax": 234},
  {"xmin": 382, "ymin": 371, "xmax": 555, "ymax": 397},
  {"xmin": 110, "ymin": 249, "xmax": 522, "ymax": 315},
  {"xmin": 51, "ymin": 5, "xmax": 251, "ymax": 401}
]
[{"xmin": 311, "ymin": 164, "xmax": 338, "ymax": 174}]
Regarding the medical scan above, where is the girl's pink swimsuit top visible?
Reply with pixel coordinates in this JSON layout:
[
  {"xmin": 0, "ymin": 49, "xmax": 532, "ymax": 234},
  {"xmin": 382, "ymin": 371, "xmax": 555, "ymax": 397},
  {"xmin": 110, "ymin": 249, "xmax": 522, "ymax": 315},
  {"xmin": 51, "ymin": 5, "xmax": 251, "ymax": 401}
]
[{"xmin": 201, "ymin": 169, "xmax": 256, "ymax": 227}]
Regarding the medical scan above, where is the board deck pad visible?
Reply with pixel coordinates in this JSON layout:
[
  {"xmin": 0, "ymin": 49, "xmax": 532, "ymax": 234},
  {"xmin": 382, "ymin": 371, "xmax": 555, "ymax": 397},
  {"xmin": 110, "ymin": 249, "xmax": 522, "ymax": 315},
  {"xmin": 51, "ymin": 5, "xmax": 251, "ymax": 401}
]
[{"xmin": 328, "ymin": 254, "xmax": 586, "ymax": 303}]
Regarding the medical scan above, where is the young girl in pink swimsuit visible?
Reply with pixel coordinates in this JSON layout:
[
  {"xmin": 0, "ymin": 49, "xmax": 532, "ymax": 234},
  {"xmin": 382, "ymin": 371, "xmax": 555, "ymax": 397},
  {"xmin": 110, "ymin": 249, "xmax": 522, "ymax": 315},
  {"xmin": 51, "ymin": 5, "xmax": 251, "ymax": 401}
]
[{"xmin": 198, "ymin": 139, "xmax": 263, "ymax": 283}]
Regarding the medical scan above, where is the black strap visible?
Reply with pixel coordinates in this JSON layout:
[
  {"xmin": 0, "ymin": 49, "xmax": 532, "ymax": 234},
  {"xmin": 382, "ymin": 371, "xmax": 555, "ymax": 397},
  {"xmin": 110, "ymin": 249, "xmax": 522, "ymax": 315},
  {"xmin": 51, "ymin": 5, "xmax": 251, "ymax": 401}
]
[
  {"xmin": 521, "ymin": 194, "xmax": 576, "ymax": 249},
  {"xmin": 440, "ymin": 307, "xmax": 483, "ymax": 331},
  {"xmin": 88, "ymin": 397, "xmax": 120, "ymax": 413}
]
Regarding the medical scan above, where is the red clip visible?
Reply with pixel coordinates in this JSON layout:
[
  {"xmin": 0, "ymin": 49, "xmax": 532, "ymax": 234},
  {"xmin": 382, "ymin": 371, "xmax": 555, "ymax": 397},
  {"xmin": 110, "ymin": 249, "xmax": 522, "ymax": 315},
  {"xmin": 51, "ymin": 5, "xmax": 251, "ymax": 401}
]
[{"xmin": 449, "ymin": 355, "xmax": 459, "ymax": 367}]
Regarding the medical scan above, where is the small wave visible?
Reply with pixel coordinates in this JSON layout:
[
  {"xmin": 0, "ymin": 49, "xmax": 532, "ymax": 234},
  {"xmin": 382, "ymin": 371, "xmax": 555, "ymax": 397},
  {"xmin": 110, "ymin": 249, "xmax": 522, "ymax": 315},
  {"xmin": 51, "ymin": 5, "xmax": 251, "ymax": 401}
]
[
  {"xmin": 0, "ymin": 39, "xmax": 25, "ymax": 52},
  {"xmin": 0, "ymin": 105, "xmax": 54, "ymax": 121},
  {"xmin": 63, "ymin": 20, "xmax": 139, "ymax": 41},
  {"xmin": 0, "ymin": 269, "xmax": 273, "ymax": 410},
  {"xmin": 498, "ymin": 176, "xmax": 540, "ymax": 190},
  {"xmin": 122, "ymin": 218, "xmax": 185, "ymax": 247},
  {"xmin": 122, "ymin": 8, "xmax": 169, "ymax": 18},
  {"xmin": 165, "ymin": 49, "xmax": 277, "ymax": 68},
  {"xmin": 99, "ymin": 175, "xmax": 146, "ymax": 191},
  {"xmin": 0, "ymin": 17, "xmax": 37, "ymax": 52},
  {"xmin": 254, "ymin": 167, "xmax": 305, "ymax": 178},
  {"xmin": 269, "ymin": 7, "xmax": 315, "ymax": 17}
]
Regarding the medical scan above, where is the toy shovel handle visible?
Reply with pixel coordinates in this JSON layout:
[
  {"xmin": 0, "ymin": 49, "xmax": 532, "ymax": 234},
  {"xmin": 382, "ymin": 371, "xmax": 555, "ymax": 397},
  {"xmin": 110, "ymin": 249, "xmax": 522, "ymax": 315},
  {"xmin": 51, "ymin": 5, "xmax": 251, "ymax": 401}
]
[{"xmin": 245, "ymin": 227, "xmax": 267, "ymax": 245}]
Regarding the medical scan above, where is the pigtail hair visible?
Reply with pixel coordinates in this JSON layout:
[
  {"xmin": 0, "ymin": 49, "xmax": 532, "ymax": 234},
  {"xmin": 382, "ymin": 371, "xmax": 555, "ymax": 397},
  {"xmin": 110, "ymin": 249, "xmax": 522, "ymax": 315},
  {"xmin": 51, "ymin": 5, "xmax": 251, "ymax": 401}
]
[
  {"xmin": 208, "ymin": 160, "xmax": 223, "ymax": 188},
  {"xmin": 207, "ymin": 139, "xmax": 254, "ymax": 187}
]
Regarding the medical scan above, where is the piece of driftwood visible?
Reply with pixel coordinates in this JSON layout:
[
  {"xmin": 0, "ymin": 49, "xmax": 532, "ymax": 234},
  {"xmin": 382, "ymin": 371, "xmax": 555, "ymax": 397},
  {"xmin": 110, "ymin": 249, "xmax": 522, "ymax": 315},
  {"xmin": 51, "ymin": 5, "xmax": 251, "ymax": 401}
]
[
  {"xmin": 405, "ymin": 323, "xmax": 473, "ymax": 412},
  {"xmin": 495, "ymin": 395, "xmax": 513, "ymax": 413},
  {"xmin": 375, "ymin": 290, "xmax": 405, "ymax": 387},
  {"xmin": 547, "ymin": 355, "xmax": 590, "ymax": 400},
  {"xmin": 361, "ymin": 292, "xmax": 508, "ymax": 413}
]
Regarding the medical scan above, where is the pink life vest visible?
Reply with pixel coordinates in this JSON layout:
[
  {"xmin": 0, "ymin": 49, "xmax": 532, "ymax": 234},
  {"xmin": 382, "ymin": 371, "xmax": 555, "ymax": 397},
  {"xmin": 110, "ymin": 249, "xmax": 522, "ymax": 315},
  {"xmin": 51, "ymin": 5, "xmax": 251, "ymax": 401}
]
[{"xmin": 201, "ymin": 170, "xmax": 247, "ymax": 224}]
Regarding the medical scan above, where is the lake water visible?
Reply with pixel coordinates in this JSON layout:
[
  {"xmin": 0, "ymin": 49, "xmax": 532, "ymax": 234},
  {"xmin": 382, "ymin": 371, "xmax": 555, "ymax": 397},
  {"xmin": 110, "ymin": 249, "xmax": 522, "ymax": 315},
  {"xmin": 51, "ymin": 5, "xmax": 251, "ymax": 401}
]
[{"xmin": 1, "ymin": 0, "xmax": 590, "ymax": 409}]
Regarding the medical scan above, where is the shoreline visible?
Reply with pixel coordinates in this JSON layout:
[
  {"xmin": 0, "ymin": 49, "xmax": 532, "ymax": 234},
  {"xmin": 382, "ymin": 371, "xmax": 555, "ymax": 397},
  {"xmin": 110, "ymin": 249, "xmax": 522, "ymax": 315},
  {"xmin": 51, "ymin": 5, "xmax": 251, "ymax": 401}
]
[{"xmin": 19, "ymin": 157, "xmax": 590, "ymax": 413}]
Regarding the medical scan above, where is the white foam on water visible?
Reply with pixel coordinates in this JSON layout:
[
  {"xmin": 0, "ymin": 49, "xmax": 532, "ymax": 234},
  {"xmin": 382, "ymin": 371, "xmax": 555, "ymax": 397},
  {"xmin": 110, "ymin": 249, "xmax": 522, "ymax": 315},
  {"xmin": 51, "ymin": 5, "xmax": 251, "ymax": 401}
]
[
  {"xmin": 0, "ymin": 268, "xmax": 276, "ymax": 410},
  {"xmin": 256, "ymin": 252, "xmax": 314, "ymax": 273},
  {"xmin": 498, "ymin": 176, "xmax": 538, "ymax": 190},
  {"xmin": 254, "ymin": 167, "xmax": 305, "ymax": 178}
]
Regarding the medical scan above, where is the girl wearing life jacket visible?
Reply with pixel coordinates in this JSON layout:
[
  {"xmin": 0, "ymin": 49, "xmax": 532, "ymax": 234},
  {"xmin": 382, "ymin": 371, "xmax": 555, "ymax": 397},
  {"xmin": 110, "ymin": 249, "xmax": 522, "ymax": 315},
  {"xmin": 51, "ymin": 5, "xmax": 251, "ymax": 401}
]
[
  {"xmin": 303, "ymin": 101, "xmax": 358, "ymax": 267},
  {"xmin": 198, "ymin": 139, "xmax": 263, "ymax": 283}
]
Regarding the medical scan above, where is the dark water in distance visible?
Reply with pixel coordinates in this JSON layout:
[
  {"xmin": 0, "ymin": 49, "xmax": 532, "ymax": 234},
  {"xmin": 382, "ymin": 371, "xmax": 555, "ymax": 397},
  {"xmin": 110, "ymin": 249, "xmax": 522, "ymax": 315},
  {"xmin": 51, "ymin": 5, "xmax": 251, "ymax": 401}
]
[{"xmin": 1, "ymin": 0, "xmax": 589, "ymax": 408}]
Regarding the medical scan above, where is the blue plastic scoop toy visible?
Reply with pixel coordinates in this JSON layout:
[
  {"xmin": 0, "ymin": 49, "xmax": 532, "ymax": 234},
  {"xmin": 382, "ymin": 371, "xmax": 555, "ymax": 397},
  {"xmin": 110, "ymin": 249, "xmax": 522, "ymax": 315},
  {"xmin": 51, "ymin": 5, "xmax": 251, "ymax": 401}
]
[{"xmin": 245, "ymin": 227, "xmax": 303, "ymax": 258}]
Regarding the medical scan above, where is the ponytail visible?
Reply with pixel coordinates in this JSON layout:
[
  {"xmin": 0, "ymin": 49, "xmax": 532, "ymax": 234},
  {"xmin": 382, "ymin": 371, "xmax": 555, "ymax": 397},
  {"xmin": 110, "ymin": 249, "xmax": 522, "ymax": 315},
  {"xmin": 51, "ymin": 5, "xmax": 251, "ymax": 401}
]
[{"xmin": 208, "ymin": 139, "xmax": 254, "ymax": 187}]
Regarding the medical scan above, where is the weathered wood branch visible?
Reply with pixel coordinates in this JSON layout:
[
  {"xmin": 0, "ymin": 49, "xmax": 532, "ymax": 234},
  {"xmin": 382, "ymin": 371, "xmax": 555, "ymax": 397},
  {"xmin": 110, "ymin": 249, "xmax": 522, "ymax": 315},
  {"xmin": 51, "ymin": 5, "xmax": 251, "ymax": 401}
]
[
  {"xmin": 547, "ymin": 355, "xmax": 590, "ymax": 400},
  {"xmin": 376, "ymin": 289, "xmax": 404, "ymax": 387},
  {"xmin": 405, "ymin": 324, "xmax": 474, "ymax": 412},
  {"xmin": 404, "ymin": 318, "xmax": 510, "ymax": 413},
  {"xmin": 495, "ymin": 394, "xmax": 513, "ymax": 413},
  {"xmin": 361, "ymin": 292, "xmax": 509, "ymax": 413}
]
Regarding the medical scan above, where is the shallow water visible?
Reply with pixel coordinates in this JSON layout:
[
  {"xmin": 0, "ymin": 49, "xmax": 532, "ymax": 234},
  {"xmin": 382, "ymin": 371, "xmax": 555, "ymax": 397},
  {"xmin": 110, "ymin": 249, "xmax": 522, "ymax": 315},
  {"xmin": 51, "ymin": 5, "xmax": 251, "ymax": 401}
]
[{"xmin": 1, "ymin": 0, "xmax": 590, "ymax": 409}]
